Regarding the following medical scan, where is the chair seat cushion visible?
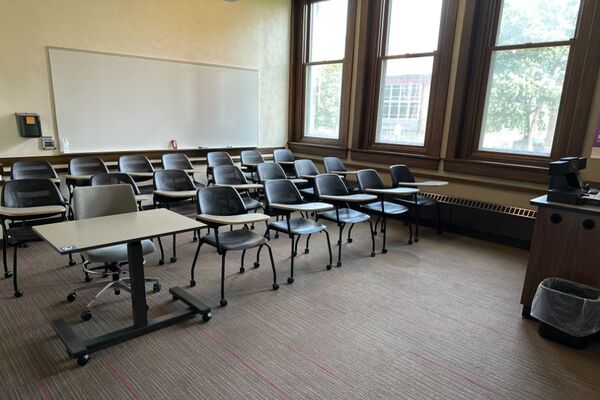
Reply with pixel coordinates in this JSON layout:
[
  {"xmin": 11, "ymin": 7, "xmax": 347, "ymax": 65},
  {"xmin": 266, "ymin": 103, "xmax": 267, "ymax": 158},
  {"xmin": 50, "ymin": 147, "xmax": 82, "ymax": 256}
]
[
  {"xmin": 243, "ymin": 197, "xmax": 262, "ymax": 211},
  {"xmin": 361, "ymin": 201, "xmax": 409, "ymax": 215},
  {"xmin": 202, "ymin": 229, "xmax": 267, "ymax": 251},
  {"xmin": 83, "ymin": 239, "xmax": 155, "ymax": 263},
  {"xmin": 394, "ymin": 194, "xmax": 437, "ymax": 207},
  {"xmin": 319, "ymin": 208, "xmax": 370, "ymax": 224},
  {"xmin": 269, "ymin": 217, "xmax": 326, "ymax": 235}
]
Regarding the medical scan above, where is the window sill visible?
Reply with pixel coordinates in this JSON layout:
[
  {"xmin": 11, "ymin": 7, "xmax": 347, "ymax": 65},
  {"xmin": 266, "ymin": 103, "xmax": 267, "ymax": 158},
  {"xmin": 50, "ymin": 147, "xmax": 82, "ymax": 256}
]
[
  {"xmin": 288, "ymin": 141, "xmax": 348, "ymax": 159},
  {"xmin": 350, "ymin": 148, "xmax": 440, "ymax": 170},
  {"xmin": 443, "ymin": 158, "xmax": 549, "ymax": 183}
]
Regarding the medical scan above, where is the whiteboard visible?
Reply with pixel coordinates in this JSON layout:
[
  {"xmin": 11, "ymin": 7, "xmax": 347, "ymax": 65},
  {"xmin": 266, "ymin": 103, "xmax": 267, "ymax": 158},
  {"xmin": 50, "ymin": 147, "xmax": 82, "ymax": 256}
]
[{"xmin": 48, "ymin": 48, "xmax": 259, "ymax": 152}]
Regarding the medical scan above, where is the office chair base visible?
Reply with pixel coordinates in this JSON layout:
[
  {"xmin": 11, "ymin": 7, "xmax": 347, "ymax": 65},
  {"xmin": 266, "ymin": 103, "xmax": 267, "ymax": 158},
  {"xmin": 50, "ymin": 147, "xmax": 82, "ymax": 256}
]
[
  {"xmin": 14, "ymin": 290, "xmax": 23, "ymax": 298},
  {"xmin": 287, "ymin": 277, "xmax": 294, "ymax": 284}
]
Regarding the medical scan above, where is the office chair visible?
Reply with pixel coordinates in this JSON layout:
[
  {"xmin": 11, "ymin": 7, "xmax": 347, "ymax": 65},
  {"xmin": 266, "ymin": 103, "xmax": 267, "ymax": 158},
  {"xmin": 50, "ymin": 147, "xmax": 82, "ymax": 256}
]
[
  {"xmin": 118, "ymin": 155, "xmax": 155, "ymax": 183},
  {"xmin": 390, "ymin": 164, "xmax": 442, "ymax": 241},
  {"xmin": 273, "ymin": 149, "xmax": 296, "ymax": 178},
  {"xmin": 0, "ymin": 179, "xmax": 69, "ymax": 297},
  {"xmin": 10, "ymin": 160, "xmax": 60, "ymax": 185},
  {"xmin": 161, "ymin": 153, "xmax": 205, "ymax": 189},
  {"xmin": 323, "ymin": 156, "xmax": 359, "ymax": 193},
  {"xmin": 263, "ymin": 179, "xmax": 333, "ymax": 283},
  {"xmin": 153, "ymin": 169, "xmax": 199, "ymax": 263},
  {"xmin": 66, "ymin": 157, "xmax": 109, "ymax": 203},
  {"xmin": 206, "ymin": 151, "xmax": 234, "ymax": 186},
  {"xmin": 66, "ymin": 184, "xmax": 160, "ymax": 321},
  {"xmin": 314, "ymin": 174, "xmax": 376, "ymax": 267},
  {"xmin": 356, "ymin": 169, "xmax": 412, "ymax": 252},
  {"xmin": 213, "ymin": 165, "xmax": 262, "ymax": 212},
  {"xmin": 240, "ymin": 150, "xmax": 265, "ymax": 182},
  {"xmin": 293, "ymin": 159, "xmax": 320, "ymax": 199},
  {"xmin": 190, "ymin": 186, "xmax": 278, "ymax": 307}
]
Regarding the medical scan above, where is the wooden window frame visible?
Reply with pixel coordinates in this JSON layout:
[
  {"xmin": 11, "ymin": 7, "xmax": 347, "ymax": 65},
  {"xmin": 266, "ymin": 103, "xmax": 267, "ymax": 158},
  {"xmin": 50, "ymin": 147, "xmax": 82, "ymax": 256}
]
[
  {"xmin": 350, "ymin": 0, "xmax": 459, "ymax": 169},
  {"xmin": 445, "ymin": 0, "xmax": 600, "ymax": 183},
  {"xmin": 288, "ymin": 0, "xmax": 357, "ymax": 157}
]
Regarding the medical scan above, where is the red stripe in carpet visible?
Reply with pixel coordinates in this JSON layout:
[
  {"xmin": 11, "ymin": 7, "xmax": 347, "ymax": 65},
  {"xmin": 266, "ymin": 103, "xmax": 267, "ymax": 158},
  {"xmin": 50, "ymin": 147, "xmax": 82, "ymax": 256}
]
[
  {"xmin": 37, "ymin": 379, "xmax": 53, "ymax": 400},
  {"xmin": 104, "ymin": 357, "xmax": 143, "ymax": 400}
]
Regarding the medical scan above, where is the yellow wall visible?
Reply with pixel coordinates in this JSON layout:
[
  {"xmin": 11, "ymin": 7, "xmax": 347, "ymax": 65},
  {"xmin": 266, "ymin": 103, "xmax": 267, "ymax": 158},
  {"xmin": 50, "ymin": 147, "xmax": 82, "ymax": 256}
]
[{"xmin": 0, "ymin": 0, "xmax": 290, "ymax": 156}]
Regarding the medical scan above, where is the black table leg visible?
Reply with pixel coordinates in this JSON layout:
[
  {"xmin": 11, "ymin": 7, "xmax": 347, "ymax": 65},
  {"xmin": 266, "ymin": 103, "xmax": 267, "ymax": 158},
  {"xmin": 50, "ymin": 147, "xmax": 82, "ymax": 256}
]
[{"xmin": 128, "ymin": 241, "xmax": 148, "ymax": 327}]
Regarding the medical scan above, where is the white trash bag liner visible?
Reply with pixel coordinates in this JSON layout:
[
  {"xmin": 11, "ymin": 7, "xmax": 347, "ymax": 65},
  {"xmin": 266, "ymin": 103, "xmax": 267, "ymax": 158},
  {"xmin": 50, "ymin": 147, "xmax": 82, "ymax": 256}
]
[{"xmin": 531, "ymin": 278, "xmax": 600, "ymax": 337}]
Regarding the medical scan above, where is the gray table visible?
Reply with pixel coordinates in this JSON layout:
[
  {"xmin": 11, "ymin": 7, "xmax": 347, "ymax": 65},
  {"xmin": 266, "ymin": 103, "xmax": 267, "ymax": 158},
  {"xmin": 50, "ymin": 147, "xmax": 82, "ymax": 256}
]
[{"xmin": 34, "ymin": 208, "xmax": 211, "ymax": 366}]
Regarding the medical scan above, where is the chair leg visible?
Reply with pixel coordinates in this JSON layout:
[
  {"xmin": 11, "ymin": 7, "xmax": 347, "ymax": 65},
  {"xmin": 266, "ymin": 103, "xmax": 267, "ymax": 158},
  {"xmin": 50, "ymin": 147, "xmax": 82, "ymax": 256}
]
[
  {"xmin": 368, "ymin": 220, "xmax": 376, "ymax": 257},
  {"xmin": 13, "ymin": 245, "xmax": 22, "ymax": 297},
  {"xmin": 190, "ymin": 241, "xmax": 203, "ymax": 286},
  {"xmin": 254, "ymin": 244, "xmax": 264, "ymax": 268},
  {"xmin": 336, "ymin": 223, "xmax": 345, "ymax": 267},
  {"xmin": 240, "ymin": 249, "xmax": 246, "ymax": 274},
  {"xmin": 220, "ymin": 252, "xmax": 227, "ymax": 307},
  {"xmin": 373, "ymin": 216, "xmax": 381, "ymax": 236},
  {"xmin": 381, "ymin": 216, "xmax": 388, "ymax": 254},
  {"xmin": 2, "ymin": 235, "xmax": 12, "ymax": 278},
  {"xmin": 304, "ymin": 234, "xmax": 312, "ymax": 254},
  {"xmin": 264, "ymin": 243, "xmax": 279, "ymax": 290},
  {"xmin": 347, "ymin": 223, "xmax": 355, "ymax": 243},
  {"xmin": 68, "ymin": 253, "xmax": 76, "ymax": 266},
  {"xmin": 171, "ymin": 234, "xmax": 177, "ymax": 262},
  {"xmin": 436, "ymin": 203, "xmax": 442, "ymax": 234},
  {"xmin": 288, "ymin": 236, "xmax": 295, "ymax": 284},
  {"xmin": 414, "ymin": 206, "xmax": 420, "ymax": 242},
  {"xmin": 324, "ymin": 230, "xmax": 333, "ymax": 270},
  {"xmin": 193, "ymin": 229, "xmax": 198, "ymax": 242},
  {"xmin": 156, "ymin": 236, "xmax": 165, "ymax": 265},
  {"xmin": 407, "ymin": 216, "xmax": 413, "ymax": 245},
  {"xmin": 293, "ymin": 234, "xmax": 301, "ymax": 256}
]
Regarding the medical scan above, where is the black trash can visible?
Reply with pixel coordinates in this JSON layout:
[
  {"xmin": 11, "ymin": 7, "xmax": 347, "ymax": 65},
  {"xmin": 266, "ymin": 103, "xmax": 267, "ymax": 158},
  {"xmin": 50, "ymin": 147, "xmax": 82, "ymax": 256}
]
[{"xmin": 531, "ymin": 278, "xmax": 600, "ymax": 349}]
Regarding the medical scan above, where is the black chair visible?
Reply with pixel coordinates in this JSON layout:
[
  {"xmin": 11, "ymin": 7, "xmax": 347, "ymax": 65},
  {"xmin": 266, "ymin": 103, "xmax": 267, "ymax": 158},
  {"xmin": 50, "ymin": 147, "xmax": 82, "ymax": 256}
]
[
  {"xmin": 207, "ymin": 152, "xmax": 234, "ymax": 186},
  {"xmin": 66, "ymin": 157, "xmax": 109, "ymax": 203},
  {"xmin": 293, "ymin": 159, "xmax": 320, "ymax": 199},
  {"xmin": 314, "ymin": 174, "xmax": 376, "ymax": 267},
  {"xmin": 213, "ymin": 165, "xmax": 262, "ymax": 212},
  {"xmin": 257, "ymin": 162, "xmax": 287, "ymax": 181},
  {"xmin": 118, "ymin": 155, "xmax": 155, "ymax": 183},
  {"xmin": 0, "ymin": 179, "xmax": 69, "ymax": 297},
  {"xmin": 240, "ymin": 150, "xmax": 265, "ymax": 182},
  {"xmin": 273, "ymin": 149, "xmax": 296, "ymax": 178},
  {"xmin": 11, "ymin": 160, "xmax": 60, "ymax": 184},
  {"xmin": 356, "ymin": 169, "xmax": 412, "ymax": 252},
  {"xmin": 162, "ymin": 153, "xmax": 204, "ymax": 189},
  {"xmin": 390, "ymin": 164, "xmax": 442, "ymax": 241},
  {"xmin": 323, "ymin": 156, "xmax": 358, "ymax": 193},
  {"xmin": 263, "ymin": 180, "xmax": 333, "ymax": 283},
  {"xmin": 153, "ymin": 169, "xmax": 198, "ymax": 263},
  {"xmin": 190, "ymin": 186, "xmax": 278, "ymax": 307}
]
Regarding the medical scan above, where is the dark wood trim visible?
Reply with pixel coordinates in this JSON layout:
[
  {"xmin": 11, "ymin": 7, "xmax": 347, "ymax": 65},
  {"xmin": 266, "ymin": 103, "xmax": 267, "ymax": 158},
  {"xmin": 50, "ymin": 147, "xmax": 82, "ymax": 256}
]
[
  {"xmin": 349, "ymin": 148, "xmax": 440, "ymax": 170},
  {"xmin": 288, "ymin": 142, "xmax": 347, "ymax": 159},
  {"xmin": 444, "ymin": 159, "xmax": 549, "ymax": 184}
]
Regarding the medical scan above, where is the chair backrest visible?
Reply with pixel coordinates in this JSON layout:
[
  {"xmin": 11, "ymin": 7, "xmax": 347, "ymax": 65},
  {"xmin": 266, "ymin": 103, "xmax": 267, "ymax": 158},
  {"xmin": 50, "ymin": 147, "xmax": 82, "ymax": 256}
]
[
  {"xmin": 10, "ymin": 160, "xmax": 59, "ymax": 180},
  {"xmin": 240, "ymin": 150, "xmax": 265, "ymax": 165},
  {"xmin": 118, "ymin": 155, "xmax": 154, "ymax": 174},
  {"xmin": 162, "ymin": 153, "xmax": 193, "ymax": 170},
  {"xmin": 91, "ymin": 173, "xmax": 141, "ymax": 195},
  {"xmin": 390, "ymin": 164, "xmax": 415, "ymax": 186},
  {"xmin": 73, "ymin": 184, "xmax": 137, "ymax": 220},
  {"xmin": 314, "ymin": 174, "xmax": 349, "ymax": 197},
  {"xmin": 257, "ymin": 162, "xmax": 287, "ymax": 181},
  {"xmin": 213, "ymin": 165, "xmax": 248, "ymax": 185},
  {"xmin": 273, "ymin": 149, "xmax": 294, "ymax": 163},
  {"xmin": 197, "ymin": 186, "xmax": 246, "ymax": 216},
  {"xmin": 356, "ymin": 169, "xmax": 385, "ymax": 191},
  {"xmin": 1, "ymin": 179, "xmax": 65, "ymax": 208},
  {"xmin": 294, "ymin": 159, "xmax": 320, "ymax": 177},
  {"xmin": 69, "ymin": 157, "xmax": 109, "ymax": 176},
  {"xmin": 207, "ymin": 152, "xmax": 234, "ymax": 168},
  {"xmin": 153, "ymin": 169, "xmax": 196, "ymax": 191},
  {"xmin": 264, "ymin": 180, "xmax": 303, "ymax": 207},
  {"xmin": 323, "ymin": 157, "xmax": 346, "ymax": 173}
]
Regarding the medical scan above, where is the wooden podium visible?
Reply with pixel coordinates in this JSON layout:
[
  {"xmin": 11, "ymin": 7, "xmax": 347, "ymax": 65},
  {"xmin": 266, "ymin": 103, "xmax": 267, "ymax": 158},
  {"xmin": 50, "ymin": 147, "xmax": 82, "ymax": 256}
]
[{"xmin": 521, "ymin": 195, "xmax": 600, "ymax": 317}]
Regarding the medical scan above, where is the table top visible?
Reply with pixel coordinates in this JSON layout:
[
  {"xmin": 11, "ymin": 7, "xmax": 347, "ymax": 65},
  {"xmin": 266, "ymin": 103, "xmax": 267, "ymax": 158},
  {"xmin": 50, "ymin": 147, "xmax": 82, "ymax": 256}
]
[
  {"xmin": 276, "ymin": 161, "xmax": 295, "ymax": 165},
  {"xmin": 290, "ymin": 178, "xmax": 308, "ymax": 185},
  {"xmin": 197, "ymin": 213, "xmax": 271, "ymax": 225},
  {"xmin": 184, "ymin": 169, "xmax": 203, "ymax": 174},
  {"xmin": 153, "ymin": 190, "xmax": 197, "ymax": 198},
  {"xmin": 135, "ymin": 194, "xmax": 151, "ymax": 203},
  {"xmin": 269, "ymin": 202, "xmax": 333, "ymax": 212},
  {"xmin": 329, "ymin": 170, "xmax": 357, "ymax": 175},
  {"xmin": 215, "ymin": 183, "xmax": 263, "ymax": 190},
  {"xmin": 0, "ymin": 205, "xmax": 66, "ymax": 218},
  {"xmin": 128, "ymin": 172, "xmax": 154, "ymax": 178},
  {"xmin": 365, "ymin": 187, "xmax": 419, "ymax": 195},
  {"xmin": 394, "ymin": 181, "xmax": 448, "ymax": 187},
  {"xmin": 320, "ymin": 194, "xmax": 378, "ymax": 203},
  {"xmin": 34, "ymin": 209, "xmax": 205, "ymax": 255},
  {"xmin": 64, "ymin": 174, "xmax": 93, "ymax": 180},
  {"xmin": 531, "ymin": 195, "xmax": 600, "ymax": 216}
]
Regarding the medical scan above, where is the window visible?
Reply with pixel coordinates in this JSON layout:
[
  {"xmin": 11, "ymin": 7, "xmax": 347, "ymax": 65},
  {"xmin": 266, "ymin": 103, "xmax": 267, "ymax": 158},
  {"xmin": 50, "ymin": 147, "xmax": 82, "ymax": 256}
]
[
  {"xmin": 446, "ymin": 0, "xmax": 600, "ymax": 181},
  {"xmin": 350, "ymin": 0, "xmax": 458, "ymax": 168},
  {"xmin": 289, "ymin": 0, "xmax": 356, "ymax": 150}
]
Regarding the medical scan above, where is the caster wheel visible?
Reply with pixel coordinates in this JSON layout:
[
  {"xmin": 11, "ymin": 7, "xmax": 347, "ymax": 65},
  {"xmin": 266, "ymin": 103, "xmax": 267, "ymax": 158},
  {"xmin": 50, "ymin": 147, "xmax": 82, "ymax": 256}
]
[
  {"xmin": 287, "ymin": 277, "xmax": 294, "ymax": 284},
  {"xmin": 85, "ymin": 276, "xmax": 92, "ymax": 283},
  {"xmin": 336, "ymin": 262, "xmax": 342, "ymax": 268},
  {"xmin": 69, "ymin": 260, "xmax": 77, "ymax": 266},
  {"xmin": 239, "ymin": 267, "xmax": 245, "ymax": 274},
  {"xmin": 77, "ymin": 354, "xmax": 90, "ymax": 366},
  {"xmin": 159, "ymin": 259, "xmax": 165, "ymax": 265},
  {"xmin": 67, "ymin": 293, "xmax": 77, "ymax": 302},
  {"xmin": 408, "ymin": 240, "xmax": 413, "ymax": 245},
  {"xmin": 115, "ymin": 289, "xmax": 121, "ymax": 295},
  {"xmin": 347, "ymin": 238, "xmax": 353, "ymax": 243},
  {"xmin": 190, "ymin": 280, "xmax": 196, "ymax": 287},
  {"xmin": 4, "ymin": 272, "xmax": 12, "ymax": 278},
  {"xmin": 253, "ymin": 262, "xmax": 260, "ymax": 268},
  {"xmin": 250, "ymin": 225, "xmax": 255, "ymax": 230},
  {"xmin": 153, "ymin": 283, "xmax": 161, "ymax": 292},
  {"xmin": 274, "ymin": 233, "xmax": 279, "ymax": 239},
  {"xmin": 14, "ymin": 290, "xmax": 23, "ymax": 298},
  {"xmin": 81, "ymin": 311, "xmax": 92, "ymax": 321},
  {"xmin": 371, "ymin": 252, "xmax": 376, "ymax": 257},
  {"xmin": 382, "ymin": 249, "xmax": 388, "ymax": 254},
  {"xmin": 170, "ymin": 257, "xmax": 177, "ymax": 263},
  {"xmin": 326, "ymin": 264, "xmax": 332, "ymax": 270},
  {"xmin": 414, "ymin": 238, "xmax": 419, "ymax": 243},
  {"xmin": 193, "ymin": 237, "xmax": 198, "ymax": 242},
  {"xmin": 220, "ymin": 299, "xmax": 228, "ymax": 307},
  {"xmin": 202, "ymin": 312, "xmax": 212, "ymax": 322},
  {"xmin": 304, "ymin": 248, "xmax": 310, "ymax": 254},
  {"xmin": 273, "ymin": 283, "xmax": 279, "ymax": 290}
]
